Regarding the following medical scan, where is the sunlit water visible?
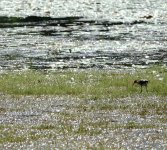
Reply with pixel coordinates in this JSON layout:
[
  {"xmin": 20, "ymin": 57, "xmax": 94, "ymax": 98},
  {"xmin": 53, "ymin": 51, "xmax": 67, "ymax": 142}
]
[{"xmin": 0, "ymin": 0, "xmax": 167, "ymax": 70}]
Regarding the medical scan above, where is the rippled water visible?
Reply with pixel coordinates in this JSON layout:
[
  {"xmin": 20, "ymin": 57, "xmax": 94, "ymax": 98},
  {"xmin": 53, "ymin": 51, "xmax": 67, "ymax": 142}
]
[{"xmin": 0, "ymin": 0, "xmax": 167, "ymax": 70}]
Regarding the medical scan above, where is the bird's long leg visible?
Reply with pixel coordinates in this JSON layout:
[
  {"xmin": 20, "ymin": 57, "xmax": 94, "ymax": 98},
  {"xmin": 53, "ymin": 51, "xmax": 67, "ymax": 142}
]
[{"xmin": 146, "ymin": 85, "xmax": 148, "ymax": 93}]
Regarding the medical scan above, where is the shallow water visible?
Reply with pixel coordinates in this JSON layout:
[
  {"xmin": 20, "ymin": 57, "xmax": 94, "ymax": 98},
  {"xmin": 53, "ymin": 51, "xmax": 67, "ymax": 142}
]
[{"xmin": 0, "ymin": 0, "xmax": 167, "ymax": 70}]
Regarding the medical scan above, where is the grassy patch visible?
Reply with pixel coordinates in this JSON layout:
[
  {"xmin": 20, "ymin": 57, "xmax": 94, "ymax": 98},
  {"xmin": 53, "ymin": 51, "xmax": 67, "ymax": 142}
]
[
  {"xmin": 124, "ymin": 121, "xmax": 156, "ymax": 129},
  {"xmin": 0, "ymin": 125, "xmax": 26, "ymax": 143},
  {"xmin": 0, "ymin": 124, "xmax": 47, "ymax": 144},
  {"xmin": 0, "ymin": 65, "xmax": 167, "ymax": 99},
  {"xmin": 0, "ymin": 135, "xmax": 26, "ymax": 143},
  {"xmin": 32, "ymin": 124, "xmax": 57, "ymax": 130},
  {"xmin": 0, "ymin": 107, "xmax": 7, "ymax": 112}
]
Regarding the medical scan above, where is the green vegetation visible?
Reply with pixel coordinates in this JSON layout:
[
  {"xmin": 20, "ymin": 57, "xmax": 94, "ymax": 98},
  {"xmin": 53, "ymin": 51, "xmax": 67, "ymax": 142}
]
[
  {"xmin": 0, "ymin": 66, "xmax": 166, "ymax": 147},
  {"xmin": 0, "ymin": 65, "xmax": 167, "ymax": 99},
  {"xmin": 0, "ymin": 16, "xmax": 22, "ymax": 23}
]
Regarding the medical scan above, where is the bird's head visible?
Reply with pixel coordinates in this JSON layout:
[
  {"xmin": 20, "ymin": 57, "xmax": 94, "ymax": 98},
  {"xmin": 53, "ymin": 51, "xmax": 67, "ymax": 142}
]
[{"xmin": 133, "ymin": 80, "xmax": 138, "ymax": 86}]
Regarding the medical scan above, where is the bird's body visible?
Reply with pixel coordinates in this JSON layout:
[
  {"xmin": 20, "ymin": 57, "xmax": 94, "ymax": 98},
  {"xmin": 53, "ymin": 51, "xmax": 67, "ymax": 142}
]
[{"xmin": 133, "ymin": 79, "xmax": 149, "ymax": 93}]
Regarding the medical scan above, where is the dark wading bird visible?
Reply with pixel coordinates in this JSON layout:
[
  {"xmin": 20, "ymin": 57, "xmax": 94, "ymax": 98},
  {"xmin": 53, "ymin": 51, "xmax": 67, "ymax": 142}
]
[{"xmin": 133, "ymin": 79, "xmax": 149, "ymax": 93}]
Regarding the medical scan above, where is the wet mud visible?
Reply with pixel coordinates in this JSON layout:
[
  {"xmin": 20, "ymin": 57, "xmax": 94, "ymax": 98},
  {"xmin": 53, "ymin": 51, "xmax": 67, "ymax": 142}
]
[{"xmin": 0, "ymin": 16, "xmax": 167, "ymax": 71}]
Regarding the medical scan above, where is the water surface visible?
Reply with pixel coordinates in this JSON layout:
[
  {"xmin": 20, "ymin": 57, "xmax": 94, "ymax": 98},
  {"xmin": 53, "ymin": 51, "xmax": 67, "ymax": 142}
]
[{"xmin": 0, "ymin": 0, "xmax": 167, "ymax": 70}]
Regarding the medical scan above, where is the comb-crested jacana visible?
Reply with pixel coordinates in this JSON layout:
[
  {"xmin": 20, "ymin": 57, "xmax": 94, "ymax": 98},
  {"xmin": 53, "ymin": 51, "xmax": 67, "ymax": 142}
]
[{"xmin": 133, "ymin": 79, "xmax": 149, "ymax": 93}]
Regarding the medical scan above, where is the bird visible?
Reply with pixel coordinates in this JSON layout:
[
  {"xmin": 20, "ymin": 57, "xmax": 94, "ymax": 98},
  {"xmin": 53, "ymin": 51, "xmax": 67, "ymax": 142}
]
[{"xmin": 133, "ymin": 79, "xmax": 149, "ymax": 93}]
